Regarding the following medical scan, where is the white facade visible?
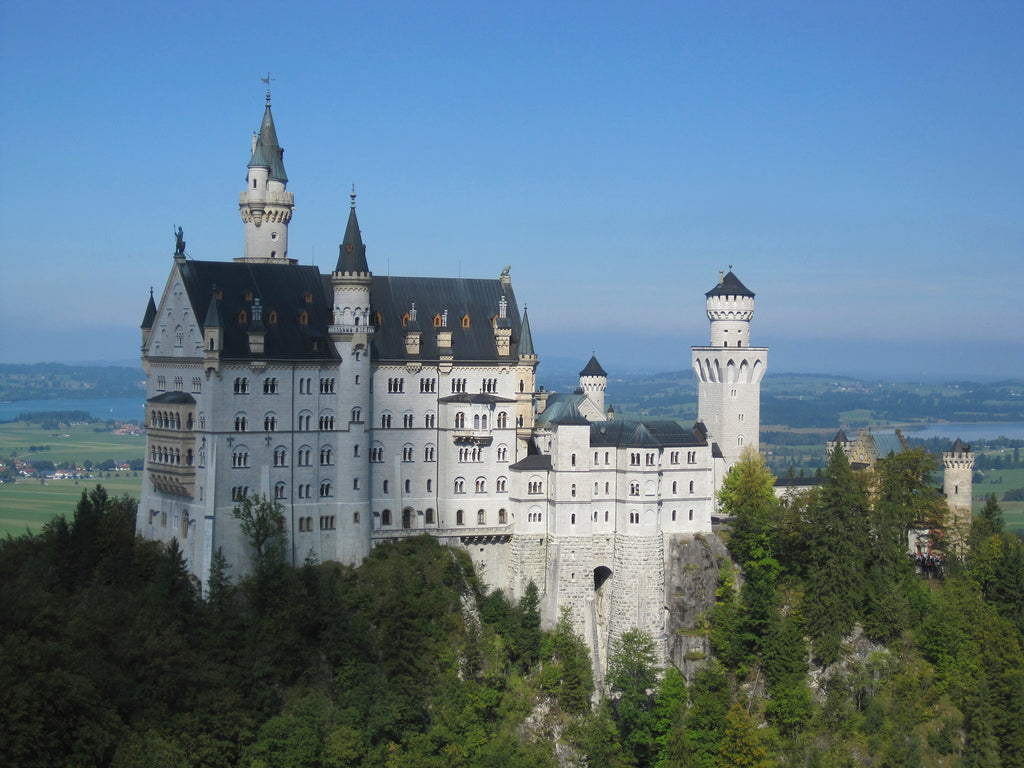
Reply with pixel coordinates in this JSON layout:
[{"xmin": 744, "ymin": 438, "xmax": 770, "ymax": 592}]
[{"xmin": 138, "ymin": 97, "xmax": 766, "ymax": 672}]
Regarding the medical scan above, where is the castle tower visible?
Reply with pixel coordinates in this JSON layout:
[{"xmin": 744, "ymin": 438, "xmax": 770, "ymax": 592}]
[
  {"xmin": 692, "ymin": 270, "xmax": 768, "ymax": 470},
  {"xmin": 943, "ymin": 438, "xmax": 975, "ymax": 554},
  {"xmin": 579, "ymin": 354, "xmax": 607, "ymax": 418},
  {"xmin": 238, "ymin": 89, "xmax": 295, "ymax": 264},
  {"xmin": 515, "ymin": 306, "xmax": 538, "ymax": 455}
]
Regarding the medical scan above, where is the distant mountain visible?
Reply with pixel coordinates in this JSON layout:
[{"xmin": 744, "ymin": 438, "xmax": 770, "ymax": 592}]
[{"xmin": 0, "ymin": 363, "xmax": 145, "ymax": 402}]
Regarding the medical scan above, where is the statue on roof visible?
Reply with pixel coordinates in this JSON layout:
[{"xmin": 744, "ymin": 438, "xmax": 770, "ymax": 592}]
[
  {"xmin": 501, "ymin": 265, "xmax": 511, "ymax": 277},
  {"xmin": 174, "ymin": 226, "xmax": 186, "ymax": 256}
]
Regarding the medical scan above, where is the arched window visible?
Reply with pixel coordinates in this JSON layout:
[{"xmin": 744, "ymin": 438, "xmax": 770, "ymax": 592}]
[
  {"xmin": 319, "ymin": 481, "xmax": 332, "ymax": 497},
  {"xmin": 456, "ymin": 509, "xmax": 465, "ymax": 525},
  {"xmin": 455, "ymin": 412, "xmax": 465, "ymax": 429},
  {"xmin": 454, "ymin": 478, "xmax": 465, "ymax": 494},
  {"xmin": 475, "ymin": 477, "xmax": 486, "ymax": 493},
  {"xmin": 688, "ymin": 510, "xmax": 694, "ymax": 521},
  {"xmin": 274, "ymin": 482, "xmax": 286, "ymax": 500},
  {"xmin": 496, "ymin": 477, "xmax": 507, "ymax": 492},
  {"xmin": 477, "ymin": 509, "xmax": 485, "ymax": 525},
  {"xmin": 497, "ymin": 412, "xmax": 507, "ymax": 428},
  {"xmin": 498, "ymin": 508, "xmax": 507, "ymax": 524},
  {"xmin": 382, "ymin": 509, "xmax": 392, "ymax": 526}
]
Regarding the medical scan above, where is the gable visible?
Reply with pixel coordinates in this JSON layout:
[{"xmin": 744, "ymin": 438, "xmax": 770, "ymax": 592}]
[{"xmin": 146, "ymin": 264, "xmax": 204, "ymax": 359}]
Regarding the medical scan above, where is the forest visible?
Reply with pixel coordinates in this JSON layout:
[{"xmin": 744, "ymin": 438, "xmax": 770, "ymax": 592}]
[{"xmin": 2, "ymin": 449, "xmax": 1023, "ymax": 767}]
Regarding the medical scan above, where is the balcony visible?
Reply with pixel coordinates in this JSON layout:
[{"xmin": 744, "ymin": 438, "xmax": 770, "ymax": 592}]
[{"xmin": 452, "ymin": 430, "xmax": 493, "ymax": 445}]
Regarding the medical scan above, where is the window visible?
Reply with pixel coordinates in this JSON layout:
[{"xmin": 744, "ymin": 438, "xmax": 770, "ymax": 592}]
[
  {"xmin": 404, "ymin": 479, "xmax": 411, "ymax": 493},
  {"xmin": 174, "ymin": 376, "xmax": 183, "ymax": 391},
  {"xmin": 688, "ymin": 510, "xmax": 694, "ymax": 521},
  {"xmin": 383, "ymin": 480, "xmax": 389, "ymax": 494},
  {"xmin": 629, "ymin": 481, "xmax": 640, "ymax": 496},
  {"xmin": 156, "ymin": 376, "xmax": 166, "ymax": 391},
  {"xmin": 451, "ymin": 378, "xmax": 467, "ymax": 393},
  {"xmin": 426, "ymin": 479, "xmax": 433, "ymax": 492},
  {"xmin": 461, "ymin": 313, "xmax": 471, "ymax": 328},
  {"xmin": 477, "ymin": 509, "xmax": 485, "ymax": 525},
  {"xmin": 274, "ymin": 482, "xmax": 286, "ymax": 500},
  {"xmin": 381, "ymin": 414, "xmax": 392, "ymax": 429},
  {"xmin": 571, "ymin": 484, "xmax": 576, "ymax": 497},
  {"xmin": 353, "ymin": 512, "xmax": 360, "ymax": 524},
  {"xmin": 234, "ymin": 415, "xmax": 247, "ymax": 432},
  {"xmin": 233, "ymin": 377, "xmax": 249, "ymax": 394},
  {"xmin": 424, "ymin": 445, "xmax": 435, "ymax": 461},
  {"xmin": 497, "ymin": 446, "xmax": 507, "ymax": 462},
  {"xmin": 454, "ymin": 478, "xmax": 465, "ymax": 493},
  {"xmin": 605, "ymin": 482, "xmax": 610, "ymax": 493},
  {"xmin": 689, "ymin": 480, "xmax": 694, "ymax": 493},
  {"xmin": 403, "ymin": 445, "xmax": 413, "ymax": 462},
  {"xmin": 420, "ymin": 377, "xmax": 436, "ymax": 393},
  {"xmin": 403, "ymin": 413, "xmax": 414, "ymax": 428},
  {"xmin": 192, "ymin": 377, "xmax": 202, "ymax": 393},
  {"xmin": 371, "ymin": 447, "xmax": 383, "ymax": 462},
  {"xmin": 319, "ymin": 481, "xmax": 332, "ymax": 497},
  {"xmin": 687, "ymin": 451, "xmax": 696, "ymax": 464},
  {"xmin": 571, "ymin": 514, "xmax": 576, "ymax": 525},
  {"xmin": 475, "ymin": 477, "xmax": 486, "ymax": 493},
  {"xmin": 264, "ymin": 414, "xmax": 277, "ymax": 432},
  {"xmin": 320, "ymin": 377, "xmax": 336, "ymax": 394},
  {"xmin": 498, "ymin": 508, "xmax": 507, "ymax": 524},
  {"xmin": 425, "ymin": 508, "xmax": 435, "ymax": 524},
  {"xmin": 737, "ymin": 436, "xmax": 744, "ymax": 446},
  {"xmin": 424, "ymin": 413, "xmax": 436, "ymax": 428},
  {"xmin": 497, "ymin": 412, "xmax": 508, "ymax": 428},
  {"xmin": 320, "ymin": 447, "xmax": 333, "ymax": 465},
  {"xmin": 353, "ymin": 477, "xmax": 360, "ymax": 490},
  {"xmin": 298, "ymin": 413, "xmax": 312, "ymax": 430},
  {"xmin": 456, "ymin": 509, "xmax": 465, "ymax": 525},
  {"xmin": 496, "ymin": 477, "xmax": 507, "ymax": 493},
  {"xmin": 571, "ymin": 453, "xmax": 576, "ymax": 467},
  {"xmin": 320, "ymin": 515, "xmax": 336, "ymax": 530},
  {"xmin": 231, "ymin": 487, "xmax": 249, "ymax": 501},
  {"xmin": 263, "ymin": 378, "xmax": 279, "ymax": 394},
  {"xmin": 455, "ymin": 412, "xmax": 465, "ymax": 429},
  {"xmin": 646, "ymin": 452, "xmax": 655, "ymax": 466},
  {"xmin": 528, "ymin": 479, "xmax": 543, "ymax": 494},
  {"xmin": 387, "ymin": 377, "xmax": 405, "ymax": 393},
  {"xmin": 353, "ymin": 445, "xmax": 360, "ymax": 457},
  {"xmin": 273, "ymin": 447, "xmax": 287, "ymax": 467},
  {"xmin": 382, "ymin": 509, "xmax": 392, "ymax": 526},
  {"xmin": 629, "ymin": 511, "xmax": 639, "ymax": 524},
  {"xmin": 672, "ymin": 481, "xmax": 677, "ymax": 494},
  {"xmin": 351, "ymin": 407, "xmax": 362, "ymax": 422},
  {"xmin": 297, "ymin": 447, "xmax": 311, "ymax": 466},
  {"xmin": 319, "ymin": 415, "xmax": 335, "ymax": 430}
]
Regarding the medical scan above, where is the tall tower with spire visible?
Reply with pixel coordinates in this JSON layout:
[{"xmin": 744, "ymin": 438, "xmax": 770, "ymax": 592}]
[
  {"xmin": 692, "ymin": 270, "xmax": 768, "ymax": 471},
  {"xmin": 238, "ymin": 88, "xmax": 295, "ymax": 264}
]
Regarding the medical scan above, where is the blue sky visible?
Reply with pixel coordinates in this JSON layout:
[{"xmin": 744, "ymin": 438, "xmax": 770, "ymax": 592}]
[{"xmin": 1, "ymin": 1, "xmax": 1021, "ymax": 380}]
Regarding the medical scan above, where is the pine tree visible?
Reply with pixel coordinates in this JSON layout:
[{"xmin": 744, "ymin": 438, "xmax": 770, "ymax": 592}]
[
  {"xmin": 718, "ymin": 703, "xmax": 773, "ymax": 768},
  {"xmin": 804, "ymin": 445, "xmax": 870, "ymax": 663}
]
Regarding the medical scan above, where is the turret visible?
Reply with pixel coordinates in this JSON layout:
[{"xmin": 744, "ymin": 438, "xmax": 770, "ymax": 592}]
[
  {"xmin": 579, "ymin": 353, "xmax": 607, "ymax": 416},
  {"xmin": 943, "ymin": 438, "xmax": 975, "ymax": 554},
  {"xmin": 238, "ymin": 89, "xmax": 295, "ymax": 264},
  {"xmin": 203, "ymin": 289, "xmax": 223, "ymax": 374},
  {"xmin": 692, "ymin": 269, "xmax": 768, "ymax": 474},
  {"xmin": 330, "ymin": 189, "xmax": 373, "ymax": 344},
  {"xmin": 141, "ymin": 288, "xmax": 157, "ymax": 350}
]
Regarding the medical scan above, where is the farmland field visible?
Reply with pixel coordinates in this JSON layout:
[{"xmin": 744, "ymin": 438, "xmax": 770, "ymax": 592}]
[{"xmin": 0, "ymin": 419, "xmax": 145, "ymax": 535}]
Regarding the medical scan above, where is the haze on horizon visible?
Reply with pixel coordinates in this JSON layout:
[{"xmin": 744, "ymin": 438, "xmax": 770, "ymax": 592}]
[{"xmin": 1, "ymin": 2, "xmax": 1021, "ymax": 381}]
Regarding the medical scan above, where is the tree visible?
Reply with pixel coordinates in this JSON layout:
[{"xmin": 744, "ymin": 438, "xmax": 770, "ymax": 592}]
[
  {"xmin": 804, "ymin": 445, "xmax": 870, "ymax": 663},
  {"xmin": 718, "ymin": 703, "xmax": 773, "ymax": 768},
  {"xmin": 231, "ymin": 494, "xmax": 287, "ymax": 571},
  {"xmin": 606, "ymin": 628, "xmax": 660, "ymax": 766},
  {"xmin": 541, "ymin": 609, "xmax": 593, "ymax": 714},
  {"xmin": 980, "ymin": 494, "xmax": 1005, "ymax": 535},
  {"xmin": 718, "ymin": 446, "xmax": 782, "ymax": 567}
]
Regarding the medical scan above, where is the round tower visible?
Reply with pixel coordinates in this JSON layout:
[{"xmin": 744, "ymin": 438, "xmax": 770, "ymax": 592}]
[
  {"xmin": 943, "ymin": 438, "xmax": 974, "ymax": 553},
  {"xmin": 238, "ymin": 89, "xmax": 295, "ymax": 264},
  {"xmin": 692, "ymin": 269, "xmax": 768, "ymax": 472},
  {"xmin": 579, "ymin": 353, "xmax": 608, "ymax": 417}
]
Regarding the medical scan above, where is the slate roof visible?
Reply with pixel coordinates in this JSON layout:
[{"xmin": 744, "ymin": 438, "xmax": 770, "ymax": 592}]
[
  {"xmin": 147, "ymin": 391, "xmax": 197, "ymax": 405},
  {"xmin": 438, "ymin": 393, "xmax": 516, "ymax": 405},
  {"xmin": 335, "ymin": 197, "xmax": 368, "ymax": 274},
  {"xmin": 950, "ymin": 438, "xmax": 971, "ymax": 453},
  {"xmin": 369, "ymin": 275, "xmax": 524, "ymax": 363},
  {"xmin": 141, "ymin": 290, "xmax": 157, "ymax": 329},
  {"xmin": 509, "ymin": 454, "xmax": 553, "ymax": 471},
  {"xmin": 833, "ymin": 428, "xmax": 848, "ymax": 443},
  {"xmin": 518, "ymin": 307, "xmax": 535, "ymax": 357},
  {"xmin": 869, "ymin": 432, "xmax": 906, "ymax": 458},
  {"xmin": 177, "ymin": 259, "xmax": 336, "ymax": 361},
  {"xmin": 589, "ymin": 419, "xmax": 708, "ymax": 448},
  {"xmin": 535, "ymin": 395, "xmax": 590, "ymax": 427},
  {"xmin": 706, "ymin": 270, "xmax": 754, "ymax": 298},
  {"xmin": 248, "ymin": 98, "xmax": 288, "ymax": 182},
  {"xmin": 579, "ymin": 354, "xmax": 607, "ymax": 377}
]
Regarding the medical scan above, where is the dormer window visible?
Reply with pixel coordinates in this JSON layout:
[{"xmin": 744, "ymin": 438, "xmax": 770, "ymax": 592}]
[
  {"xmin": 374, "ymin": 311, "xmax": 382, "ymax": 326},
  {"xmin": 402, "ymin": 312, "xmax": 410, "ymax": 328},
  {"xmin": 433, "ymin": 313, "xmax": 442, "ymax": 328},
  {"xmin": 299, "ymin": 310, "xmax": 308, "ymax": 326},
  {"xmin": 461, "ymin": 313, "xmax": 471, "ymax": 328},
  {"xmin": 238, "ymin": 309, "xmax": 248, "ymax": 324},
  {"xmin": 304, "ymin": 292, "xmax": 313, "ymax": 304},
  {"xmin": 268, "ymin": 310, "xmax": 278, "ymax": 325},
  {"xmin": 245, "ymin": 291, "xmax": 253, "ymax": 302},
  {"xmin": 214, "ymin": 289, "xmax": 223, "ymax": 300}
]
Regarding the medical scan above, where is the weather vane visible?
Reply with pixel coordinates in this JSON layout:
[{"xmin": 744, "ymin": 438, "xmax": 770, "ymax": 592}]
[{"xmin": 261, "ymin": 72, "xmax": 275, "ymax": 98}]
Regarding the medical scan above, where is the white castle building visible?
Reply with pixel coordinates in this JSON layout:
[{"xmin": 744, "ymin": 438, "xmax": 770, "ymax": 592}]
[{"xmin": 137, "ymin": 94, "xmax": 766, "ymax": 668}]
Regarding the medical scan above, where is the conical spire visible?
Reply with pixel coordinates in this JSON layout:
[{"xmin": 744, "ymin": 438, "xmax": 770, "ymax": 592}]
[
  {"xmin": 518, "ymin": 306, "xmax": 535, "ymax": 357},
  {"xmin": 335, "ymin": 187, "xmax": 369, "ymax": 274},
  {"xmin": 579, "ymin": 353, "xmax": 607, "ymax": 377},
  {"xmin": 204, "ymin": 288, "xmax": 222, "ymax": 328},
  {"xmin": 248, "ymin": 93, "xmax": 288, "ymax": 182},
  {"xmin": 141, "ymin": 288, "xmax": 157, "ymax": 329}
]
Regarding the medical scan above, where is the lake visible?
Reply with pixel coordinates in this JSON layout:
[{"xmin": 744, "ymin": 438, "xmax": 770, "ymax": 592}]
[
  {"xmin": 903, "ymin": 422, "xmax": 1024, "ymax": 442},
  {"xmin": 0, "ymin": 397, "xmax": 145, "ymax": 423}
]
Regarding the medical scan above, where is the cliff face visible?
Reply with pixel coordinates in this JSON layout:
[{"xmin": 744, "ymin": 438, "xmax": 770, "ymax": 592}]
[{"xmin": 664, "ymin": 533, "xmax": 730, "ymax": 674}]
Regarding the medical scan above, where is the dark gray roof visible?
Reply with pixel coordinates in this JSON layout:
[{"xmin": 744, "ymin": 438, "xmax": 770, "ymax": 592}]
[
  {"xmin": 438, "ymin": 393, "xmax": 515, "ymax": 405},
  {"xmin": 706, "ymin": 270, "xmax": 754, "ymax": 298},
  {"xmin": 369, "ymin": 275, "xmax": 524, "ymax": 363},
  {"xmin": 579, "ymin": 354, "xmax": 607, "ymax": 377},
  {"xmin": 518, "ymin": 307, "xmax": 535, "ymax": 357},
  {"xmin": 833, "ymin": 428, "xmax": 848, "ymax": 443},
  {"xmin": 179, "ymin": 259, "xmax": 336, "ymax": 361},
  {"xmin": 510, "ymin": 454, "xmax": 552, "ymax": 471},
  {"xmin": 950, "ymin": 438, "xmax": 971, "ymax": 453},
  {"xmin": 248, "ymin": 98, "xmax": 288, "ymax": 182},
  {"xmin": 536, "ymin": 395, "xmax": 589, "ymax": 427},
  {"xmin": 335, "ymin": 196, "xmax": 368, "ymax": 274},
  {"xmin": 147, "ymin": 391, "xmax": 196, "ymax": 405},
  {"xmin": 589, "ymin": 419, "xmax": 708, "ymax": 448},
  {"xmin": 141, "ymin": 290, "xmax": 157, "ymax": 329}
]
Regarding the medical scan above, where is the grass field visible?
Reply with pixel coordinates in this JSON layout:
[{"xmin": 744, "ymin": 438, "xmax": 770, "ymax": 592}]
[
  {"xmin": 0, "ymin": 419, "xmax": 146, "ymax": 466},
  {"xmin": 0, "ymin": 419, "xmax": 146, "ymax": 536},
  {"xmin": 973, "ymin": 467, "xmax": 1024, "ymax": 535},
  {"xmin": 0, "ymin": 475, "xmax": 143, "ymax": 536}
]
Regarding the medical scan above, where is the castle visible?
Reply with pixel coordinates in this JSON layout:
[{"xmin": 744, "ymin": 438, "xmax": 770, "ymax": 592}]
[{"xmin": 137, "ymin": 93, "xmax": 766, "ymax": 669}]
